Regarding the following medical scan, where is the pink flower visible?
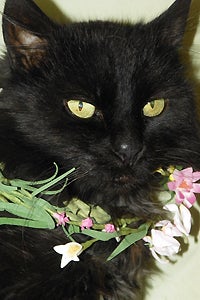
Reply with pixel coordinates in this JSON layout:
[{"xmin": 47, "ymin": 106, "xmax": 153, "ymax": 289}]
[
  {"xmin": 143, "ymin": 229, "xmax": 180, "ymax": 264},
  {"xmin": 81, "ymin": 217, "xmax": 93, "ymax": 230},
  {"xmin": 53, "ymin": 212, "xmax": 69, "ymax": 226},
  {"xmin": 167, "ymin": 167, "xmax": 200, "ymax": 208},
  {"xmin": 104, "ymin": 224, "xmax": 116, "ymax": 233}
]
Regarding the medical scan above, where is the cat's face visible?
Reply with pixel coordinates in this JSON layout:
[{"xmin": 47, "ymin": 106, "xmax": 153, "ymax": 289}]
[{"xmin": 1, "ymin": 0, "xmax": 199, "ymax": 217}]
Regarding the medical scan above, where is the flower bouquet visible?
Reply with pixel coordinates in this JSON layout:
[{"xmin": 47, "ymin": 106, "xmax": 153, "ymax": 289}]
[{"xmin": 0, "ymin": 163, "xmax": 199, "ymax": 268}]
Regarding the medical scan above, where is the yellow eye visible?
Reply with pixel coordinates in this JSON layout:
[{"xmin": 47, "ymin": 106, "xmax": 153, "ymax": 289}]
[
  {"xmin": 66, "ymin": 100, "xmax": 95, "ymax": 119},
  {"xmin": 143, "ymin": 99, "xmax": 165, "ymax": 117}
]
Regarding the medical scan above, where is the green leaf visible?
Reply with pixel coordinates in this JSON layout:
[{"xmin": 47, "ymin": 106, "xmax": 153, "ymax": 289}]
[
  {"xmin": 32, "ymin": 167, "xmax": 75, "ymax": 197},
  {"xmin": 107, "ymin": 223, "xmax": 149, "ymax": 261},
  {"xmin": 65, "ymin": 212, "xmax": 82, "ymax": 222},
  {"xmin": 0, "ymin": 203, "xmax": 35, "ymax": 219},
  {"xmin": 19, "ymin": 188, "xmax": 33, "ymax": 198},
  {"xmin": 0, "ymin": 217, "xmax": 54, "ymax": 229},
  {"xmin": 9, "ymin": 163, "xmax": 59, "ymax": 187},
  {"xmin": 9, "ymin": 182, "xmax": 36, "ymax": 193},
  {"xmin": 0, "ymin": 182, "xmax": 18, "ymax": 193},
  {"xmin": 82, "ymin": 238, "xmax": 97, "ymax": 250},
  {"xmin": 119, "ymin": 227, "xmax": 141, "ymax": 236},
  {"xmin": 0, "ymin": 195, "xmax": 8, "ymax": 203},
  {"xmin": 66, "ymin": 198, "xmax": 90, "ymax": 218},
  {"xmin": 18, "ymin": 194, "xmax": 56, "ymax": 212},
  {"xmin": 0, "ymin": 192, "xmax": 23, "ymax": 204},
  {"xmin": 81, "ymin": 229, "xmax": 119, "ymax": 241},
  {"xmin": 0, "ymin": 203, "xmax": 55, "ymax": 229},
  {"xmin": 117, "ymin": 217, "xmax": 140, "ymax": 226},
  {"xmin": 67, "ymin": 224, "xmax": 80, "ymax": 235},
  {"xmin": 90, "ymin": 205, "xmax": 111, "ymax": 224},
  {"xmin": 40, "ymin": 183, "xmax": 67, "ymax": 195}
]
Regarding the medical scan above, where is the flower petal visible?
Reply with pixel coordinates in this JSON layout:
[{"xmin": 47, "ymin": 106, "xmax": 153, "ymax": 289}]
[
  {"xmin": 192, "ymin": 171, "xmax": 200, "ymax": 182},
  {"xmin": 81, "ymin": 217, "xmax": 93, "ymax": 230},
  {"xmin": 53, "ymin": 242, "xmax": 82, "ymax": 268},
  {"xmin": 53, "ymin": 245, "xmax": 67, "ymax": 255},
  {"xmin": 183, "ymin": 191, "xmax": 196, "ymax": 208},
  {"xmin": 143, "ymin": 235, "xmax": 152, "ymax": 245},
  {"xmin": 167, "ymin": 181, "xmax": 177, "ymax": 191},
  {"xmin": 192, "ymin": 183, "xmax": 200, "ymax": 193},
  {"xmin": 179, "ymin": 204, "xmax": 192, "ymax": 235},
  {"xmin": 156, "ymin": 219, "xmax": 183, "ymax": 237},
  {"xmin": 151, "ymin": 229, "xmax": 180, "ymax": 256},
  {"xmin": 150, "ymin": 248, "xmax": 169, "ymax": 264},
  {"xmin": 104, "ymin": 224, "xmax": 116, "ymax": 233},
  {"xmin": 164, "ymin": 203, "xmax": 192, "ymax": 236}
]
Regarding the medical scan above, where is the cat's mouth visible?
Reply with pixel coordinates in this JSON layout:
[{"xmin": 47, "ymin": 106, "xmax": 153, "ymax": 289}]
[
  {"xmin": 113, "ymin": 174, "xmax": 133, "ymax": 185},
  {"xmin": 110, "ymin": 164, "xmax": 149, "ymax": 188},
  {"xmin": 111, "ymin": 174, "xmax": 146, "ymax": 193},
  {"xmin": 67, "ymin": 163, "xmax": 157, "ymax": 218}
]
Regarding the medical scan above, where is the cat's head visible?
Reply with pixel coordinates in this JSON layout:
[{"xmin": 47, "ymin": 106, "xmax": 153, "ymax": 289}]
[{"xmin": 1, "ymin": 0, "xmax": 199, "ymax": 217}]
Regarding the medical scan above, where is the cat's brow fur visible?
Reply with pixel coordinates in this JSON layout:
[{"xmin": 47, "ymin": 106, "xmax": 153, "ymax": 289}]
[{"xmin": 0, "ymin": 0, "xmax": 199, "ymax": 299}]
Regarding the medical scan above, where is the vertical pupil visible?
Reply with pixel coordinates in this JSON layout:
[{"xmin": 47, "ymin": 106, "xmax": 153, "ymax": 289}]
[
  {"xmin": 78, "ymin": 101, "xmax": 83, "ymax": 111},
  {"xmin": 150, "ymin": 101, "xmax": 155, "ymax": 109}
]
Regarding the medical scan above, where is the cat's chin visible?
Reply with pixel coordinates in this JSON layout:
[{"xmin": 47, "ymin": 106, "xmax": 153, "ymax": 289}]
[
  {"xmin": 86, "ymin": 189, "xmax": 157, "ymax": 219},
  {"xmin": 69, "ymin": 169, "xmax": 157, "ymax": 218}
]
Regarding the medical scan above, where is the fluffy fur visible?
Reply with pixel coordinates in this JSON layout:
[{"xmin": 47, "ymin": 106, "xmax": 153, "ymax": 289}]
[{"xmin": 0, "ymin": 0, "xmax": 199, "ymax": 299}]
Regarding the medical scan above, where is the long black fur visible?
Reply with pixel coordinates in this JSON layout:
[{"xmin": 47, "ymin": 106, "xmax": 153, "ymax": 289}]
[{"xmin": 0, "ymin": 0, "xmax": 200, "ymax": 299}]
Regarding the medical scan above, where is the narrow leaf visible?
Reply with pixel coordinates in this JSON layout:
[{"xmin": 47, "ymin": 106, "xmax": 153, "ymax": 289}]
[
  {"xmin": 81, "ymin": 229, "xmax": 119, "ymax": 241},
  {"xmin": 32, "ymin": 167, "xmax": 75, "ymax": 197},
  {"xmin": 9, "ymin": 163, "xmax": 59, "ymax": 187},
  {"xmin": 0, "ymin": 202, "xmax": 54, "ymax": 228},
  {"xmin": 0, "ymin": 217, "xmax": 54, "ymax": 229},
  {"xmin": 90, "ymin": 205, "xmax": 111, "ymax": 223},
  {"xmin": 82, "ymin": 238, "xmax": 97, "ymax": 250},
  {"xmin": 68, "ymin": 224, "xmax": 80, "ymax": 235},
  {"xmin": 0, "ymin": 182, "xmax": 18, "ymax": 192},
  {"xmin": 66, "ymin": 198, "xmax": 90, "ymax": 217},
  {"xmin": 107, "ymin": 224, "xmax": 149, "ymax": 261}
]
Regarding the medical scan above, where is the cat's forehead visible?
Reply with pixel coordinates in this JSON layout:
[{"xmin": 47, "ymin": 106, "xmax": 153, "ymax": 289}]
[
  {"xmin": 51, "ymin": 21, "xmax": 166, "ymax": 103},
  {"xmin": 60, "ymin": 21, "xmax": 146, "ymax": 57},
  {"xmin": 55, "ymin": 22, "xmax": 149, "ymax": 88}
]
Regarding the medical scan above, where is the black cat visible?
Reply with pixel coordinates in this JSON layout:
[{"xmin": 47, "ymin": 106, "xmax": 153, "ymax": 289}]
[{"xmin": 0, "ymin": 0, "xmax": 199, "ymax": 299}]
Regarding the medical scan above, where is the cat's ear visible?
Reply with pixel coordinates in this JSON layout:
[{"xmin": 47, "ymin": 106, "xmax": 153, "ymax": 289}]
[
  {"xmin": 151, "ymin": 0, "xmax": 191, "ymax": 47},
  {"xmin": 2, "ymin": 0, "xmax": 55, "ymax": 71}
]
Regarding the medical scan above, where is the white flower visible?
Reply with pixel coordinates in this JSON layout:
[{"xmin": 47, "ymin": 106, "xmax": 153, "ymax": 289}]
[
  {"xmin": 155, "ymin": 220, "xmax": 183, "ymax": 237},
  {"xmin": 53, "ymin": 242, "xmax": 82, "ymax": 268},
  {"xmin": 164, "ymin": 203, "xmax": 192, "ymax": 236},
  {"xmin": 143, "ymin": 229, "xmax": 181, "ymax": 264}
]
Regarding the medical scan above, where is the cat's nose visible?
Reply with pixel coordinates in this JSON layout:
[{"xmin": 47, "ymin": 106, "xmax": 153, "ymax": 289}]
[{"xmin": 114, "ymin": 143, "xmax": 133, "ymax": 166}]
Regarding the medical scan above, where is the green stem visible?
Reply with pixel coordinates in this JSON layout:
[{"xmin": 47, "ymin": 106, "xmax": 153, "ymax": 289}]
[
  {"xmin": 62, "ymin": 225, "xmax": 75, "ymax": 242},
  {"xmin": 0, "ymin": 191, "xmax": 23, "ymax": 204},
  {"xmin": 32, "ymin": 167, "xmax": 75, "ymax": 197},
  {"xmin": 0, "ymin": 195, "xmax": 8, "ymax": 202}
]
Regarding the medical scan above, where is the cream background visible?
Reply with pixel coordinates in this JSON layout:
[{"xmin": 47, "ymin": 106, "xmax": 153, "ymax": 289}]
[{"xmin": 0, "ymin": 1, "xmax": 200, "ymax": 299}]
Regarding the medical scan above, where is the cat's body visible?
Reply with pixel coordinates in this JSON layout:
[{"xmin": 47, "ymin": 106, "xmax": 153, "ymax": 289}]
[{"xmin": 0, "ymin": 0, "xmax": 199, "ymax": 299}]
